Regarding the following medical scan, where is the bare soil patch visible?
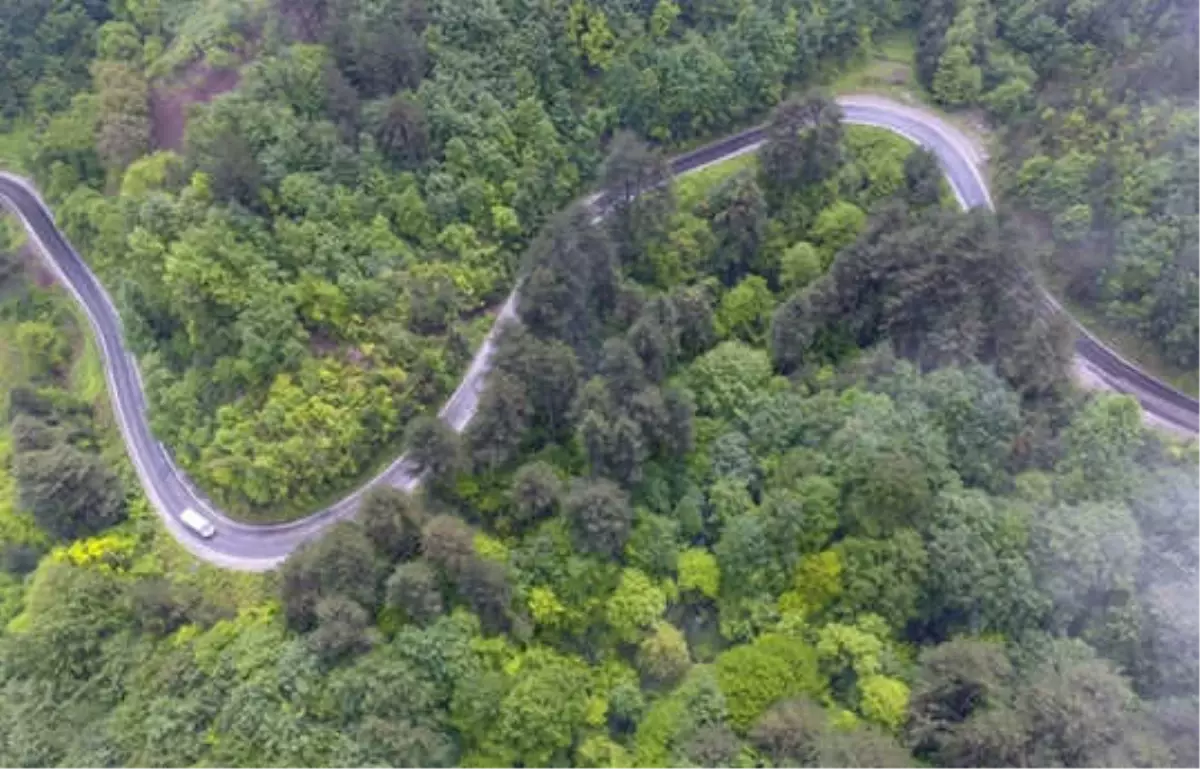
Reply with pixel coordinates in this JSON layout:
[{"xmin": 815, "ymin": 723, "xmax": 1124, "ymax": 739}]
[{"xmin": 150, "ymin": 64, "xmax": 241, "ymax": 151}]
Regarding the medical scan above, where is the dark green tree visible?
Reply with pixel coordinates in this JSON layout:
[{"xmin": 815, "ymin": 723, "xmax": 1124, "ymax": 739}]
[
  {"xmin": 14, "ymin": 443, "xmax": 125, "ymax": 540},
  {"xmin": 420, "ymin": 514, "xmax": 476, "ymax": 581},
  {"xmin": 750, "ymin": 697, "xmax": 829, "ymax": 767},
  {"xmin": 371, "ymin": 92, "xmax": 429, "ymax": 169},
  {"xmin": 510, "ymin": 461, "xmax": 562, "ymax": 530},
  {"xmin": 600, "ymin": 131, "xmax": 676, "ymax": 277},
  {"xmin": 904, "ymin": 147, "xmax": 943, "ymax": 207},
  {"xmin": 281, "ymin": 521, "xmax": 381, "ymax": 631},
  {"xmin": 466, "ymin": 373, "xmax": 530, "ymax": 472},
  {"xmin": 758, "ymin": 94, "xmax": 844, "ymax": 203},
  {"xmin": 359, "ymin": 486, "xmax": 427, "ymax": 562},
  {"xmin": 308, "ymin": 595, "xmax": 377, "ymax": 664},
  {"xmin": 404, "ymin": 416, "xmax": 462, "ymax": 487},
  {"xmin": 458, "ymin": 556, "xmax": 513, "ymax": 633},
  {"xmin": 494, "ymin": 327, "xmax": 581, "ymax": 441},
  {"xmin": 670, "ymin": 283, "xmax": 717, "ymax": 361},
  {"xmin": 386, "ymin": 559, "xmax": 445, "ymax": 625},
  {"xmin": 710, "ymin": 173, "xmax": 767, "ymax": 286},
  {"xmin": 564, "ymin": 478, "xmax": 633, "ymax": 559}
]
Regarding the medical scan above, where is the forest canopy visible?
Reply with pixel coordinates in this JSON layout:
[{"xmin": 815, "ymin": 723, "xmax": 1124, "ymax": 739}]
[
  {"xmin": 2, "ymin": 76, "xmax": 1198, "ymax": 764},
  {"xmin": 0, "ymin": 0, "xmax": 1196, "ymax": 764}
]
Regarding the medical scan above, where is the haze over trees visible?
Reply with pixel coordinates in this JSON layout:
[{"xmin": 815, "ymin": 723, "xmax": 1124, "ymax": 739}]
[{"xmin": 916, "ymin": 0, "xmax": 1199, "ymax": 371}]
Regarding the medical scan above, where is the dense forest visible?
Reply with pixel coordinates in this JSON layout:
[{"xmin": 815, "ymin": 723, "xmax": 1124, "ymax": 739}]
[
  {"xmin": 1, "ymin": 0, "xmax": 1195, "ymax": 517},
  {"xmin": 0, "ymin": 0, "xmax": 1197, "ymax": 765},
  {"xmin": 915, "ymin": 0, "xmax": 1199, "ymax": 373},
  {"xmin": 3, "ymin": 84, "xmax": 1199, "ymax": 765},
  {"xmin": 1, "ymin": 0, "xmax": 920, "ymax": 518}
]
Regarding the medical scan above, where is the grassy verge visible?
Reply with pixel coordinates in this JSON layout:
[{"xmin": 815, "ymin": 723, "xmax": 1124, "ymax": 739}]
[
  {"xmin": 825, "ymin": 32, "xmax": 922, "ymax": 100},
  {"xmin": 675, "ymin": 152, "xmax": 757, "ymax": 209},
  {"xmin": 68, "ymin": 319, "xmax": 107, "ymax": 407},
  {"xmin": 822, "ymin": 32, "xmax": 999, "ymax": 181},
  {"xmin": 0, "ymin": 122, "xmax": 33, "ymax": 175}
]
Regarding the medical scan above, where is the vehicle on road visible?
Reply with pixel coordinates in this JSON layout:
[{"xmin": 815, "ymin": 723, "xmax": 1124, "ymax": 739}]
[{"xmin": 180, "ymin": 508, "xmax": 217, "ymax": 538}]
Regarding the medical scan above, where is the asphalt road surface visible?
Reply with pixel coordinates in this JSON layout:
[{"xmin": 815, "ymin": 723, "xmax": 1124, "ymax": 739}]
[{"xmin": 1, "ymin": 95, "xmax": 1195, "ymax": 571}]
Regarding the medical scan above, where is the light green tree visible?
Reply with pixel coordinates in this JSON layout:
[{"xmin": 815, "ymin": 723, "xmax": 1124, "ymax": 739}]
[
  {"xmin": 715, "ymin": 275, "xmax": 776, "ymax": 344},
  {"xmin": 780, "ymin": 241, "xmax": 822, "ymax": 292},
  {"xmin": 678, "ymin": 548, "xmax": 721, "ymax": 599},
  {"xmin": 606, "ymin": 568, "xmax": 668, "ymax": 642}
]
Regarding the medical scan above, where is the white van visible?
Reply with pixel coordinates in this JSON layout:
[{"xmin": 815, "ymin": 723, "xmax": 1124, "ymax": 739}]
[{"xmin": 180, "ymin": 507, "xmax": 217, "ymax": 538}]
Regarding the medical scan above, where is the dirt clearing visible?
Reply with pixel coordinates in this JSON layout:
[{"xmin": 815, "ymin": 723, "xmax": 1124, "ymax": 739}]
[{"xmin": 150, "ymin": 64, "xmax": 241, "ymax": 151}]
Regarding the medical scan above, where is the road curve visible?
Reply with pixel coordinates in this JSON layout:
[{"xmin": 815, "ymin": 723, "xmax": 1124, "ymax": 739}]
[{"xmin": 1, "ymin": 96, "xmax": 1196, "ymax": 570}]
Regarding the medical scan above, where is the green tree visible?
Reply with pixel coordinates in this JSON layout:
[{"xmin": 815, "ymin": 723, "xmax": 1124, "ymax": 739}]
[
  {"xmin": 830, "ymin": 394, "xmax": 953, "ymax": 537},
  {"xmin": 715, "ymin": 275, "xmax": 775, "ymax": 345},
  {"xmin": 715, "ymin": 515, "xmax": 785, "ymax": 600},
  {"xmin": 638, "ymin": 621, "xmax": 692, "ymax": 684},
  {"xmin": 309, "ymin": 595, "xmax": 378, "ymax": 664},
  {"xmin": 567, "ymin": 0, "xmax": 616, "ymax": 70},
  {"xmin": 918, "ymin": 364, "xmax": 1021, "ymax": 492},
  {"xmin": 606, "ymin": 567, "xmax": 668, "ymax": 642},
  {"xmin": 923, "ymin": 490, "xmax": 1043, "ymax": 637},
  {"xmin": 386, "ymin": 560, "xmax": 445, "ymax": 625},
  {"xmin": 678, "ymin": 548, "xmax": 720, "ymax": 600},
  {"xmin": 510, "ymin": 461, "xmax": 562, "ymax": 530},
  {"xmin": 565, "ymin": 478, "xmax": 633, "ymax": 559},
  {"xmin": 780, "ymin": 241, "xmax": 822, "ymax": 293},
  {"xmin": 340, "ymin": 718, "xmax": 457, "ymax": 768},
  {"xmin": 760, "ymin": 475, "xmax": 839, "ymax": 564},
  {"xmin": 405, "ymin": 416, "xmax": 462, "ymax": 487},
  {"xmin": 359, "ymin": 487, "xmax": 427, "ymax": 562},
  {"xmin": 903, "ymin": 148, "xmax": 943, "ymax": 207},
  {"xmin": 714, "ymin": 633, "xmax": 825, "ymax": 731},
  {"xmin": 13, "ymin": 321, "xmax": 71, "ymax": 381},
  {"xmin": 685, "ymin": 340, "xmax": 775, "ymax": 422},
  {"xmin": 811, "ymin": 200, "xmax": 866, "ymax": 265},
  {"xmin": 14, "ymin": 443, "xmax": 126, "ymax": 541},
  {"xmin": 3, "ymin": 560, "xmax": 132, "ymax": 684},
  {"xmin": 650, "ymin": 0, "xmax": 680, "ymax": 38},
  {"xmin": 626, "ymin": 512, "xmax": 681, "ymax": 578},
  {"xmin": 833, "ymin": 531, "xmax": 929, "ymax": 631},
  {"xmin": 281, "ymin": 521, "xmax": 381, "ymax": 631},
  {"xmin": 96, "ymin": 21, "xmax": 142, "ymax": 61},
  {"xmin": 92, "ymin": 60, "xmax": 149, "ymax": 173},
  {"xmin": 421, "ymin": 514, "xmax": 476, "ymax": 581},
  {"xmin": 484, "ymin": 649, "xmax": 594, "ymax": 765},
  {"xmin": 933, "ymin": 45, "xmax": 983, "ymax": 105},
  {"xmin": 1057, "ymin": 395, "xmax": 1145, "ymax": 501},
  {"xmin": 1028, "ymin": 501, "xmax": 1141, "ymax": 638}
]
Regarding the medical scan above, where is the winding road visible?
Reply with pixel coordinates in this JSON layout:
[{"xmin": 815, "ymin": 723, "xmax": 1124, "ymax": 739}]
[{"xmin": 1, "ymin": 95, "xmax": 1196, "ymax": 571}]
